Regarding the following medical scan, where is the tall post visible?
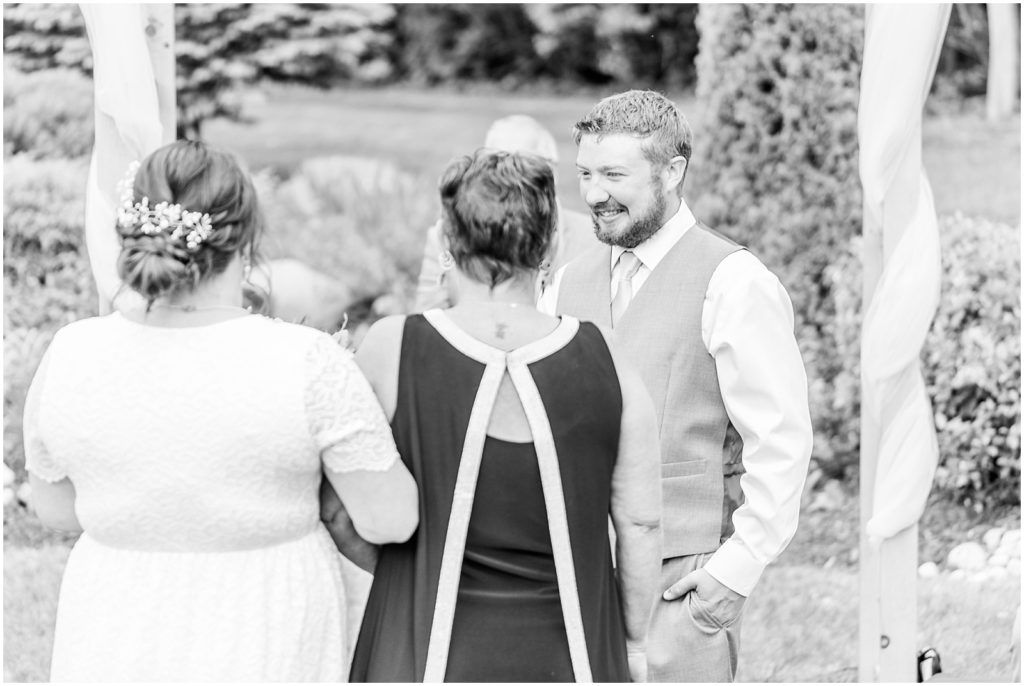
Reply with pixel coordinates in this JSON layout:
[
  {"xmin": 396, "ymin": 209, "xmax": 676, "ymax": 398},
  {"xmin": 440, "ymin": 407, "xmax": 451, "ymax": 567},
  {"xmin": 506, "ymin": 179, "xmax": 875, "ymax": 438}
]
[
  {"xmin": 145, "ymin": 4, "xmax": 176, "ymax": 144},
  {"xmin": 857, "ymin": 4, "xmax": 950, "ymax": 681},
  {"xmin": 986, "ymin": 3, "xmax": 1020, "ymax": 123},
  {"xmin": 79, "ymin": 4, "xmax": 175, "ymax": 313}
]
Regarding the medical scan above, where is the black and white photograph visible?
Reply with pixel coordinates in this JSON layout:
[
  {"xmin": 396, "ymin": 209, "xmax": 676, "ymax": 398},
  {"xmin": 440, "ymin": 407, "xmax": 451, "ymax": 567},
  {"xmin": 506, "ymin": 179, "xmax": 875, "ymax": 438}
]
[{"xmin": 2, "ymin": 2, "xmax": 1021, "ymax": 682}]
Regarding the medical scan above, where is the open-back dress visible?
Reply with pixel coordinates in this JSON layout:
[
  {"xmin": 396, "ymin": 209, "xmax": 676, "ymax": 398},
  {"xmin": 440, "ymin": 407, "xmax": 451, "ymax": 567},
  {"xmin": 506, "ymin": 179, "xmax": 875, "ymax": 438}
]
[{"xmin": 349, "ymin": 310, "xmax": 629, "ymax": 682}]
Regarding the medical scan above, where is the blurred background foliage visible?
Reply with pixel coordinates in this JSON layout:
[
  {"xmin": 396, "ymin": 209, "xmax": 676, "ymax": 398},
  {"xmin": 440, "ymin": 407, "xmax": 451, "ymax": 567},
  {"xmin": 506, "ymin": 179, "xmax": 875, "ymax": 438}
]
[
  {"xmin": 2, "ymin": 3, "xmax": 1001, "ymax": 135},
  {"xmin": 2, "ymin": 3, "xmax": 1020, "ymax": 516}
]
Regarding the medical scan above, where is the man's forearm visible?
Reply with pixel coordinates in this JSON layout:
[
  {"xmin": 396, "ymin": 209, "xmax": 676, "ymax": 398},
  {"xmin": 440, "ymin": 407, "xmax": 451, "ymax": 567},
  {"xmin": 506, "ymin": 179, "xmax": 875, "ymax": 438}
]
[{"xmin": 324, "ymin": 507, "xmax": 379, "ymax": 573}]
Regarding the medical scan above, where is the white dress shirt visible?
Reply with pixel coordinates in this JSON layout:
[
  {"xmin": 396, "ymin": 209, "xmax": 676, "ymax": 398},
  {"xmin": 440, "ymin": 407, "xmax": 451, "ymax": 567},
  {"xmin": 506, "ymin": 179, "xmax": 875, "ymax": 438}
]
[{"xmin": 538, "ymin": 200, "xmax": 813, "ymax": 596}]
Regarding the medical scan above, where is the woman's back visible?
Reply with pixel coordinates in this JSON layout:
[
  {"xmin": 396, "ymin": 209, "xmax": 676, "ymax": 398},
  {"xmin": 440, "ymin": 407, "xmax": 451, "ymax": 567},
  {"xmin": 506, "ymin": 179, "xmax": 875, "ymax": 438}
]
[
  {"xmin": 350, "ymin": 311, "xmax": 629, "ymax": 682},
  {"xmin": 34, "ymin": 312, "xmax": 346, "ymax": 551}
]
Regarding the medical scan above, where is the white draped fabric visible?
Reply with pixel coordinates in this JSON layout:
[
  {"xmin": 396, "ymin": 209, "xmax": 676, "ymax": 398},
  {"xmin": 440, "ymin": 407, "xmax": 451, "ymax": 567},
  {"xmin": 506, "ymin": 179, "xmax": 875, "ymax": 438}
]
[
  {"xmin": 79, "ymin": 4, "xmax": 173, "ymax": 311},
  {"xmin": 858, "ymin": 4, "xmax": 950, "ymax": 543}
]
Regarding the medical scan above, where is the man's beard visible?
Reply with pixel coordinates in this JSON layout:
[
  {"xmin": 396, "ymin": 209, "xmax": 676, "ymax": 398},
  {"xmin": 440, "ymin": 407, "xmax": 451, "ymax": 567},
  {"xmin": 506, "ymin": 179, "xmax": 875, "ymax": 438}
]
[{"xmin": 591, "ymin": 186, "xmax": 667, "ymax": 249}]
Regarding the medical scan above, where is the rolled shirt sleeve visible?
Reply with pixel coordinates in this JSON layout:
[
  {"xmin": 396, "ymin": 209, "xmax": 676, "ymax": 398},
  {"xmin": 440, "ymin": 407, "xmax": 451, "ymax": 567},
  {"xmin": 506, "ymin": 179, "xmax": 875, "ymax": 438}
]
[{"xmin": 700, "ymin": 250, "xmax": 813, "ymax": 596}]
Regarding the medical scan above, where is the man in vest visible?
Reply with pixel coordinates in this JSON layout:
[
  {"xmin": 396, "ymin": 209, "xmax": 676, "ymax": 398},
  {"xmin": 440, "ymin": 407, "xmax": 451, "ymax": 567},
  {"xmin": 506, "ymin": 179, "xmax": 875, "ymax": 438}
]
[
  {"xmin": 538, "ymin": 90, "xmax": 813, "ymax": 681},
  {"xmin": 414, "ymin": 114, "xmax": 596, "ymax": 311}
]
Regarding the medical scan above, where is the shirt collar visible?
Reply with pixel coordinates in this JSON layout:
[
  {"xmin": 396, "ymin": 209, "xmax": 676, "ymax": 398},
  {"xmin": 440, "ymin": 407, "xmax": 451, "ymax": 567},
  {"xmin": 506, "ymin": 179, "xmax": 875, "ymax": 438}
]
[{"xmin": 610, "ymin": 198, "xmax": 697, "ymax": 271}]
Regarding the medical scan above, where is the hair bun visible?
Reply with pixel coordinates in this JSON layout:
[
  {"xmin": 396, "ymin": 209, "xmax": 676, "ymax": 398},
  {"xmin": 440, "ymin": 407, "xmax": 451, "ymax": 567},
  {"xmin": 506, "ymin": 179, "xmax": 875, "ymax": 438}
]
[{"xmin": 117, "ymin": 233, "xmax": 199, "ymax": 302}]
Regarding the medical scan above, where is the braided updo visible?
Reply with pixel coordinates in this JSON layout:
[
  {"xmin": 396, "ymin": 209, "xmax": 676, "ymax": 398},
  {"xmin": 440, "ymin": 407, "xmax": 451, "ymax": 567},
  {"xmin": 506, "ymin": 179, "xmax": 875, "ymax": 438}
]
[{"xmin": 116, "ymin": 140, "xmax": 263, "ymax": 305}]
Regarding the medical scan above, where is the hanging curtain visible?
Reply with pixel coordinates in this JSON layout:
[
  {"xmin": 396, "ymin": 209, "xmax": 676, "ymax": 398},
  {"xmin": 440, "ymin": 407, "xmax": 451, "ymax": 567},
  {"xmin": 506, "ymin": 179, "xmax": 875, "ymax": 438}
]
[
  {"xmin": 79, "ymin": 4, "xmax": 172, "ymax": 312},
  {"xmin": 858, "ymin": 3, "xmax": 951, "ymax": 542}
]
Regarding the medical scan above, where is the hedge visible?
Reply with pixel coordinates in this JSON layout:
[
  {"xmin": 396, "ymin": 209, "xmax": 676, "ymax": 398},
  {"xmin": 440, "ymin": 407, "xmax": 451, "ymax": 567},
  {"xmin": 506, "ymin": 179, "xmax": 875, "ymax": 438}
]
[
  {"xmin": 822, "ymin": 215, "xmax": 1020, "ymax": 509},
  {"xmin": 254, "ymin": 156, "xmax": 438, "ymax": 313},
  {"xmin": 4, "ymin": 67, "xmax": 94, "ymax": 159}
]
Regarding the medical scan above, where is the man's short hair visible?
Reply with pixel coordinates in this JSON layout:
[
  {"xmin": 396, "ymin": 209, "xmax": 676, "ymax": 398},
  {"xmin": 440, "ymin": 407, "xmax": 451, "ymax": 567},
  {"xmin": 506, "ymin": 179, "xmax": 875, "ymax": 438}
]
[
  {"xmin": 572, "ymin": 90, "xmax": 692, "ymax": 170},
  {"xmin": 484, "ymin": 115, "xmax": 559, "ymax": 166}
]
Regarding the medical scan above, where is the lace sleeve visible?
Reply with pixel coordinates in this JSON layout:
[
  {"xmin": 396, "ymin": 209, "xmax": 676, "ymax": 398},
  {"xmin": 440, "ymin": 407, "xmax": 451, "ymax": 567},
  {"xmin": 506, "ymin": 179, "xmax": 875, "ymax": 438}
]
[
  {"xmin": 23, "ymin": 346, "xmax": 68, "ymax": 483},
  {"xmin": 305, "ymin": 335, "xmax": 400, "ymax": 474}
]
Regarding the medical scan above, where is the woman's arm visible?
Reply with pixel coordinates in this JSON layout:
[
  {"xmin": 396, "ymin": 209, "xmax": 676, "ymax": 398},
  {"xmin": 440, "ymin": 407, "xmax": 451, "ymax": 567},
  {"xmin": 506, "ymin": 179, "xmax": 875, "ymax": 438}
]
[
  {"xmin": 322, "ymin": 459, "xmax": 418, "ymax": 546},
  {"xmin": 312, "ymin": 316, "xmax": 418, "ymax": 550},
  {"xmin": 23, "ymin": 347, "xmax": 83, "ymax": 533},
  {"xmin": 605, "ymin": 336, "xmax": 663, "ymax": 681}
]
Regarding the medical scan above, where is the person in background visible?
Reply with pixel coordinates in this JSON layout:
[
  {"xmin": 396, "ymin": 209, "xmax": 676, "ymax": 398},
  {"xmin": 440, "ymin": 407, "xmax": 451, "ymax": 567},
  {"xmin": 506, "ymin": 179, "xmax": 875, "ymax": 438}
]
[
  {"xmin": 347, "ymin": 149, "xmax": 662, "ymax": 682},
  {"xmin": 24, "ymin": 139, "xmax": 418, "ymax": 682},
  {"xmin": 414, "ymin": 114, "xmax": 597, "ymax": 311},
  {"xmin": 540, "ymin": 89, "xmax": 814, "ymax": 682}
]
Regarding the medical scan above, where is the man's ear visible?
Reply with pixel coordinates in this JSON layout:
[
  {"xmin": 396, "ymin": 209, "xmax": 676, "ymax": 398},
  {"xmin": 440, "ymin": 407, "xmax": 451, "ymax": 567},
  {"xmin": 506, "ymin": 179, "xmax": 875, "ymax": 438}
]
[{"xmin": 663, "ymin": 155, "xmax": 687, "ymax": 194}]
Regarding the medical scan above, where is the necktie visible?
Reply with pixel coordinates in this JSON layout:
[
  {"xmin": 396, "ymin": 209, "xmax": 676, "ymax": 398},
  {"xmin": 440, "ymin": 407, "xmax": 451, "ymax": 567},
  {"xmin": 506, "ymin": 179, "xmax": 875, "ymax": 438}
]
[{"xmin": 611, "ymin": 251, "xmax": 643, "ymax": 328}]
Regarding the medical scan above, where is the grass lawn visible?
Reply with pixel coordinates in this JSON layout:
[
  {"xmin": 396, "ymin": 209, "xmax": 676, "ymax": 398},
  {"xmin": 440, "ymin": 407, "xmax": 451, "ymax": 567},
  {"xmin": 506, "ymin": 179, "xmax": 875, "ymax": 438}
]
[
  {"xmin": 2, "ymin": 541, "xmax": 373, "ymax": 682},
  {"xmin": 737, "ymin": 566, "xmax": 1020, "ymax": 682},
  {"xmin": 6, "ymin": 541, "xmax": 1017, "ymax": 682},
  {"xmin": 205, "ymin": 84, "xmax": 1021, "ymax": 226}
]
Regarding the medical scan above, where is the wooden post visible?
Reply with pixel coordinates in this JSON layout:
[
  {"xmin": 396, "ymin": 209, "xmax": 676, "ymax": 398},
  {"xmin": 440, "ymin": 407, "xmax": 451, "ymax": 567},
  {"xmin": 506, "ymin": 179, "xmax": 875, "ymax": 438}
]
[
  {"xmin": 858, "ymin": 186, "xmax": 921, "ymax": 683},
  {"xmin": 80, "ymin": 3, "xmax": 175, "ymax": 313},
  {"xmin": 144, "ymin": 4, "xmax": 176, "ymax": 145},
  {"xmin": 858, "ymin": 66, "xmax": 928, "ymax": 686},
  {"xmin": 987, "ymin": 3, "xmax": 1020, "ymax": 123},
  {"xmin": 858, "ymin": 4, "xmax": 950, "ymax": 678}
]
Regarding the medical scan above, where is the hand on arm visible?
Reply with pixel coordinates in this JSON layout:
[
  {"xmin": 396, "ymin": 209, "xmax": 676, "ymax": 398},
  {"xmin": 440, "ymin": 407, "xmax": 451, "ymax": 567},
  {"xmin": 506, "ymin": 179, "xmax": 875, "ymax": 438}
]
[
  {"xmin": 605, "ymin": 335, "xmax": 662, "ymax": 682},
  {"xmin": 311, "ymin": 322, "xmax": 419, "ymax": 548},
  {"xmin": 319, "ymin": 477, "xmax": 378, "ymax": 572}
]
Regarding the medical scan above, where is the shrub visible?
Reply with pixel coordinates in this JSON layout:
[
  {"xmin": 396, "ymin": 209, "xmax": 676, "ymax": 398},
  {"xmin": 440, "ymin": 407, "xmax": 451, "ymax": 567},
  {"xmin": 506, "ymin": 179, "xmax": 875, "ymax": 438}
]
[
  {"xmin": 693, "ymin": 4, "xmax": 864, "ymax": 334},
  {"xmin": 177, "ymin": 3, "xmax": 398, "ymax": 137},
  {"xmin": 3, "ymin": 155, "xmax": 96, "ymax": 330},
  {"xmin": 255, "ymin": 156, "xmax": 437, "ymax": 315},
  {"xmin": 2, "ymin": 3, "xmax": 92, "ymax": 73},
  {"xmin": 4, "ymin": 155, "xmax": 96, "ymax": 477},
  {"xmin": 931, "ymin": 4, "xmax": 990, "ymax": 100},
  {"xmin": 820, "ymin": 214, "xmax": 1020, "ymax": 509},
  {"xmin": 393, "ymin": 4, "xmax": 540, "ymax": 86},
  {"xmin": 527, "ymin": 4, "xmax": 699, "ymax": 88},
  {"xmin": 4, "ymin": 3, "xmax": 398, "ymax": 139},
  {"xmin": 3, "ymin": 67, "xmax": 94, "ymax": 159}
]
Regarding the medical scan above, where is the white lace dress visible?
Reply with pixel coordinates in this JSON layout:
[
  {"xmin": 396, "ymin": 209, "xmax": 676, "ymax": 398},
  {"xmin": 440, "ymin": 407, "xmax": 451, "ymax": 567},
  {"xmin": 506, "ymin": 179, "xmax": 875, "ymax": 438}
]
[{"xmin": 23, "ymin": 313, "xmax": 400, "ymax": 682}]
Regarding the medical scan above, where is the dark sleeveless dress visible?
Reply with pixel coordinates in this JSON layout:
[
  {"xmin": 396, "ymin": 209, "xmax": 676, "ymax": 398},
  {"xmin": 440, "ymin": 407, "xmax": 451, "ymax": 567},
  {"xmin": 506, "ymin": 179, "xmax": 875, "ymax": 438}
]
[{"xmin": 349, "ymin": 313, "xmax": 629, "ymax": 682}]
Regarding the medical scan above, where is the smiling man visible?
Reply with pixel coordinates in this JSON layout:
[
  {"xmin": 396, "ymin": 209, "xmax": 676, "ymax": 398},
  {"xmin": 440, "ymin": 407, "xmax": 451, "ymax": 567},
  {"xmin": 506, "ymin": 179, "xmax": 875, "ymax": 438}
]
[{"xmin": 538, "ymin": 90, "xmax": 813, "ymax": 682}]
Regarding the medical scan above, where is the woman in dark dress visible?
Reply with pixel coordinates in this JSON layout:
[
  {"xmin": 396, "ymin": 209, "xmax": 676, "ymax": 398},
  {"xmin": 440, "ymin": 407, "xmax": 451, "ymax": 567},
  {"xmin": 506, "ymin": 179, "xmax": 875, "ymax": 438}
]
[{"xmin": 343, "ymin": 150, "xmax": 662, "ymax": 682}]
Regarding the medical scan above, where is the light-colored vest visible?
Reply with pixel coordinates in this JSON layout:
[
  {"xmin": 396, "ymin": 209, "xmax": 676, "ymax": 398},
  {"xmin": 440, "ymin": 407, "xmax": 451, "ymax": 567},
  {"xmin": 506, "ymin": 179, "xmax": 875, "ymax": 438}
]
[{"xmin": 557, "ymin": 224, "xmax": 744, "ymax": 559}]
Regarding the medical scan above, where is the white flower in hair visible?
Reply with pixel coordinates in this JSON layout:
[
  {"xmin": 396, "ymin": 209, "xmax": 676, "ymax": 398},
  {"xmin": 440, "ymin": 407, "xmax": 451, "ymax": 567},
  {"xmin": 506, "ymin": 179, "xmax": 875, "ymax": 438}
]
[{"xmin": 116, "ymin": 160, "xmax": 215, "ymax": 253}]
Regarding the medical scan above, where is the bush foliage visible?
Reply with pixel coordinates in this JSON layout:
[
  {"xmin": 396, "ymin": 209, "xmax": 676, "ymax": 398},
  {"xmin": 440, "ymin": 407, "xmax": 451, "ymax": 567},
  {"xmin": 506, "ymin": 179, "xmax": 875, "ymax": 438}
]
[
  {"xmin": 3, "ymin": 67, "xmax": 94, "ymax": 159},
  {"xmin": 4, "ymin": 3, "xmax": 397, "ymax": 138},
  {"xmin": 4, "ymin": 155, "xmax": 97, "ymax": 477},
  {"xmin": 527, "ymin": 4, "xmax": 699, "ymax": 89},
  {"xmin": 694, "ymin": 4, "xmax": 864, "ymax": 330},
  {"xmin": 393, "ymin": 4, "xmax": 540, "ymax": 86},
  {"xmin": 255, "ymin": 156, "xmax": 437, "ymax": 311},
  {"xmin": 821, "ymin": 215, "xmax": 1021, "ymax": 509}
]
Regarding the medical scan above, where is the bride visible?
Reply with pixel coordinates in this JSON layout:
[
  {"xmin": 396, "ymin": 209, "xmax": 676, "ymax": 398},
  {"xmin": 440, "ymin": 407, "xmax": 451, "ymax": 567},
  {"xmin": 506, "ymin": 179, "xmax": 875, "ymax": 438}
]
[{"xmin": 23, "ymin": 139, "xmax": 418, "ymax": 682}]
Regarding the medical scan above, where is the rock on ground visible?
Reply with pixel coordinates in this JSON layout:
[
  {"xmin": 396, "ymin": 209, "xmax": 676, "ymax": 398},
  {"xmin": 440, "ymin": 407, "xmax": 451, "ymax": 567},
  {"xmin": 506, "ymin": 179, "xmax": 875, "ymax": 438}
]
[{"xmin": 947, "ymin": 541, "xmax": 988, "ymax": 571}]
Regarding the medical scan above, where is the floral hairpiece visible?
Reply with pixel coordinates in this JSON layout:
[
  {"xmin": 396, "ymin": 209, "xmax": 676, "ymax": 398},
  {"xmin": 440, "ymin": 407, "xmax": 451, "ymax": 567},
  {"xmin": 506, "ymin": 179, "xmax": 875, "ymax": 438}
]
[{"xmin": 116, "ymin": 160, "xmax": 214, "ymax": 252}]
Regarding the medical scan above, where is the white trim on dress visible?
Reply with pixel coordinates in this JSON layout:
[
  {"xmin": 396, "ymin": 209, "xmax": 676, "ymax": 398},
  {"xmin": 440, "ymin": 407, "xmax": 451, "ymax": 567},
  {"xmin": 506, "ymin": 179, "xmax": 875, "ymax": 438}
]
[{"xmin": 420, "ymin": 310, "xmax": 592, "ymax": 683}]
